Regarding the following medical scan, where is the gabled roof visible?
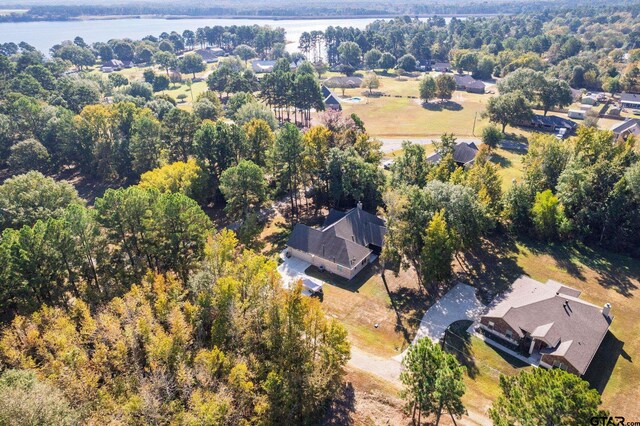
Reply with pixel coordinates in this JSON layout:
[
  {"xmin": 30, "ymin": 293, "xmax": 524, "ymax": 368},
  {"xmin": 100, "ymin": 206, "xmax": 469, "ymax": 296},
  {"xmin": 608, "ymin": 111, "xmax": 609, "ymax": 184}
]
[
  {"xmin": 454, "ymin": 74, "xmax": 476, "ymax": 86},
  {"xmin": 483, "ymin": 276, "xmax": 612, "ymax": 374},
  {"xmin": 102, "ymin": 59, "xmax": 123, "ymax": 68},
  {"xmin": 194, "ymin": 48, "xmax": 223, "ymax": 62},
  {"xmin": 465, "ymin": 80, "xmax": 485, "ymax": 90},
  {"xmin": 321, "ymin": 84, "xmax": 332, "ymax": 98},
  {"xmin": 324, "ymin": 93, "xmax": 341, "ymax": 106},
  {"xmin": 433, "ymin": 62, "xmax": 451, "ymax": 69},
  {"xmin": 530, "ymin": 114, "xmax": 578, "ymax": 130},
  {"xmin": 287, "ymin": 207, "xmax": 386, "ymax": 269},
  {"xmin": 427, "ymin": 142, "xmax": 479, "ymax": 166},
  {"xmin": 611, "ymin": 118, "xmax": 640, "ymax": 136},
  {"xmin": 324, "ymin": 76, "xmax": 362, "ymax": 87},
  {"xmin": 252, "ymin": 60, "xmax": 276, "ymax": 72}
]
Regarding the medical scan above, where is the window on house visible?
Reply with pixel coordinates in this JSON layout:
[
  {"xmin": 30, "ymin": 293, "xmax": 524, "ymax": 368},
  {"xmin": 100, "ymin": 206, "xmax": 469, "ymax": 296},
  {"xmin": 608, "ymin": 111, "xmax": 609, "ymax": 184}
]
[
  {"xmin": 505, "ymin": 330, "xmax": 513, "ymax": 339},
  {"xmin": 553, "ymin": 360, "xmax": 567, "ymax": 370}
]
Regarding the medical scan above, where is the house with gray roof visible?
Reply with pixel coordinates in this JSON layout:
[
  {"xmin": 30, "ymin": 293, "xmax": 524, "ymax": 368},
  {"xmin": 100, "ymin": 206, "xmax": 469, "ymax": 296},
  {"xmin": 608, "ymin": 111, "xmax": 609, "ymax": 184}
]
[
  {"xmin": 427, "ymin": 141, "xmax": 479, "ymax": 168},
  {"xmin": 453, "ymin": 74, "xmax": 485, "ymax": 94},
  {"xmin": 611, "ymin": 118, "xmax": 640, "ymax": 141},
  {"xmin": 480, "ymin": 276, "xmax": 612, "ymax": 376},
  {"xmin": 432, "ymin": 62, "xmax": 451, "ymax": 73},
  {"xmin": 285, "ymin": 202, "xmax": 386, "ymax": 280},
  {"xmin": 192, "ymin": 48, "xmax": 225, "ymax": 63},
  {"xmin": 620, "ymin": 92, "xmax": 640, "ymax": 109}
]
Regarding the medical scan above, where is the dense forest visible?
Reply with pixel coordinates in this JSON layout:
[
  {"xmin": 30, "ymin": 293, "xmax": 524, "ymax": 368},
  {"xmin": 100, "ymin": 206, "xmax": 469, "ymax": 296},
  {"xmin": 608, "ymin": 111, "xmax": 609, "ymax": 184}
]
[{"xmin": 301, "ymin": 9, "xmax": 640, "ymax": 91}]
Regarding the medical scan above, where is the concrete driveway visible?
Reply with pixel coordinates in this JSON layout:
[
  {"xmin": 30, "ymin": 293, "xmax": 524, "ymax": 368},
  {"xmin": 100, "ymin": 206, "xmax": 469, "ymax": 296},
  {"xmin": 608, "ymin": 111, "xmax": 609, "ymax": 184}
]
[
  {"xmin": 412, "ymin": 283, "xmax": 485, "ymax": 343},
  {"xmin": 277, "ymin": 250, "xmax": 324, "ymax": 295},
  {"xmin": 394, "ymin": 283, "xmax": 484, "ymax": 362}
]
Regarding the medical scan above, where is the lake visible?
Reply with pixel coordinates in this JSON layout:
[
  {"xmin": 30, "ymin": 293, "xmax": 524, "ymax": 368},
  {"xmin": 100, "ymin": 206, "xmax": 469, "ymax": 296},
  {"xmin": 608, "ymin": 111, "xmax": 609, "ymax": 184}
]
[{"xmin": 0, "ymin": 17, "xmax": 389, "ymax": 54}]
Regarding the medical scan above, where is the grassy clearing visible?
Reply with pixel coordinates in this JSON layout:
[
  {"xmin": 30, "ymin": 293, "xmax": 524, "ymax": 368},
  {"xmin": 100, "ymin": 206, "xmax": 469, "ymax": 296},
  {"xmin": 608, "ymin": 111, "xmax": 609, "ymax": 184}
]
[
  {"xmin": 491, "ymin": 147, "xmax": 526, "ymax": 190},
  {"xmin": 338, "ymin": 76, "xmax": 493, "ymax": 138},
  {"xmin": 306, "ymin": 262, "xmax": 428, "ymax": 358}
]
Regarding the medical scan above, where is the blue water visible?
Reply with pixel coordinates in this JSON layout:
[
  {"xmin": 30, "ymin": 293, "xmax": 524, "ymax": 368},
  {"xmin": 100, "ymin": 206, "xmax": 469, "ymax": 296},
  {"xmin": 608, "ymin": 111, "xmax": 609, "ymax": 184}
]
[{"xmin": 0, "ymin": 16, "xmax": 455, "ymax": 54}]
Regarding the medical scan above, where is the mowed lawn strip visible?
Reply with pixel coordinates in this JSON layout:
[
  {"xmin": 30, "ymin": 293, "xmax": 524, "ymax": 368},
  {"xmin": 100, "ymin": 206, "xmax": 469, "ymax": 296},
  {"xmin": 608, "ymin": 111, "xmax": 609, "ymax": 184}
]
[{"xmin": 307, "ymin": 263, "xmax": 428, "ymax": 358}]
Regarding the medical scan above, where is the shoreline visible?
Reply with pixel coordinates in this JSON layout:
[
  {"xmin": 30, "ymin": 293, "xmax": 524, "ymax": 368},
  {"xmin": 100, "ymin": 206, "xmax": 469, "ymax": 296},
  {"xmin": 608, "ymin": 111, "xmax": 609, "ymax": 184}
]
[{"xmin": 0, "ymin": 12, "xmax": 508, "ymax": 24}]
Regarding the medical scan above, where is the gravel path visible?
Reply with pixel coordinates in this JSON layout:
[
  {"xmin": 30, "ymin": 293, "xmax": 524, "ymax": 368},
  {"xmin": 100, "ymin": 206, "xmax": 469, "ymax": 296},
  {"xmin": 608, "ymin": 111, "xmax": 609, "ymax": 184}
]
[{"xmin": 347, "ymin": 346, "xmax": 402, "ymax": 386}]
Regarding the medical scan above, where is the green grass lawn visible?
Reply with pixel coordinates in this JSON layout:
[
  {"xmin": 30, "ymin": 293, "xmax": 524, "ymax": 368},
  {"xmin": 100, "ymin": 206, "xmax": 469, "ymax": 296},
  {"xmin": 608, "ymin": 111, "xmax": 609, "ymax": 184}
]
[
  {"xmin": 491, "ymin": 147, "xmax": 526, "ymax": 190},
  {"xmin": 337, "ymin": 76, "xmax": 493, "ymax": 138},
  {"xmin": 306, "ymin": 262, "xmax": 429, "ymax": 358},
  {"xmin": 447, "ymin": 331, "xmax": 531, "ymax": 421}
]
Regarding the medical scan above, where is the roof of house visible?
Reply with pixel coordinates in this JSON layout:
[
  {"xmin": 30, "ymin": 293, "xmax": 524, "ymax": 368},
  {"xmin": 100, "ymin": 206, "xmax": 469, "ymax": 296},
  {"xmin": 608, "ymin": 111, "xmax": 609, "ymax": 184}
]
[
  {"xmin": 433, "ymin": 62, "xmax": 451, "ymax": 69},
  {"xmin": 194, "ymin": 48, "xmax": 223, "ymax": 61},
  {"xmin": 465, "ymin": 80, "xmax": 485, "ymax": 90},
  {"xmin": 621, "ymin": 92, "xmax": 640, "ymax": 104},
  {"xmin": 427, "ymin": 142, "xmax": 479, "ymax": 166},
  {"xmin": 321, "ymin": 84, "xmax": 332, "ymax": 98},
  {"xmin": 530, "ymin": 114, "xmax": 578, "ymax": 130},
  {"xmin": 252, "ymin": 60, "xmax": 276, "ymax": 72},
  {"xmin": 454, "ymin": 74, "xmax": 476, "ymax": 86},
  {"xmin": 483, "ymin": 276, "xmax": 612, "ymax": 374},
  {"xmin": 611, "ymin": 118, "xmax": 640, "ymax": 138},
  {"xmin": 287, "ymin": 207, "xmax": 386, "ymax": 269},
  {"xmin": 324, "ymin": 93, "xmax": 341, "ymax": 106},
  {"xmin": 324, "ymin": 76, "xmax": 362, "ymax": 87},
  {"xmin": 102, "ymin": 59, "xmax": 123, "ymax": 68}
]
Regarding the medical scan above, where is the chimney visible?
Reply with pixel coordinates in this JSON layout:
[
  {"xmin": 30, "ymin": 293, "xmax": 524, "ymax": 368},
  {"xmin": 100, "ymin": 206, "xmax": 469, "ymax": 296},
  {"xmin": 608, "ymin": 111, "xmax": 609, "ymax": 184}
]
[
  {"xmin": 357, "ymin": 201, "xmax": 363, "ymax": 210},
  {"xmin": 603, "ymin": 303, "xmax": 612, "ymax": 317}
]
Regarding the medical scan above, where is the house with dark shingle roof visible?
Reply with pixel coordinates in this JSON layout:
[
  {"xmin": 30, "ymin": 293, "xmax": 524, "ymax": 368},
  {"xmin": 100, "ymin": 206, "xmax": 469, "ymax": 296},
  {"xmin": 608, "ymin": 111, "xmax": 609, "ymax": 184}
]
[
  {"xmin": 620, "ymin": 92, "xmax": 640, "ymax": 109},
  {"xmin": 453, "ymin": 74, "xmax": 485, "ymax": 94},
  {"xmin": 611, "ymin": 118, "xmax": 640, "ymax": 141},
  {"xmin": 480, "ymin": 276, "xmax": 612, "ymax": 376},
  {"xmin": 324, "ymin": 93, "xmax": 342, "ymax": 111},
  {"xmin": 427, "ymin": 142, "xmax": 479, "ymax": 168},
  {"xmin": 285, "ymin": 202, "xmax": 386, "ymax": 280}
]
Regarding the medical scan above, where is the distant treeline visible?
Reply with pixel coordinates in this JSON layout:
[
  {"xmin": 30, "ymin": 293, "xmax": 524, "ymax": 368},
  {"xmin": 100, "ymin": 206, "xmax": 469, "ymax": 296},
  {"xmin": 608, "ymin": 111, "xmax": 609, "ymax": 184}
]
[{"xmin": 0, "ymin": 1, "xmax": 638, "ymax": 23}]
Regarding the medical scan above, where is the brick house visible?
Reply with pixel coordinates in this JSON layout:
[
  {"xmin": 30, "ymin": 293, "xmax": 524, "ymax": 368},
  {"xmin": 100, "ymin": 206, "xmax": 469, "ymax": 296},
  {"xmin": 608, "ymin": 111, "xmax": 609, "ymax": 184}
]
[{"xmin": 480, "ymin": 276, "xmax": 612, "ymax": 376}]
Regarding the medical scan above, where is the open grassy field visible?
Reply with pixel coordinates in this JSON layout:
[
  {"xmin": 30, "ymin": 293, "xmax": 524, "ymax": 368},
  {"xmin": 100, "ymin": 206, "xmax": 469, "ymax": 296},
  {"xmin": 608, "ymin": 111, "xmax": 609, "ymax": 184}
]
[
  {"xmin": 337, "ymin": 75, "xmax": 494, "ymax": 138},
  {"xmin": 89, "ymin": 62, "xmax": 215, "ymax": 110}
]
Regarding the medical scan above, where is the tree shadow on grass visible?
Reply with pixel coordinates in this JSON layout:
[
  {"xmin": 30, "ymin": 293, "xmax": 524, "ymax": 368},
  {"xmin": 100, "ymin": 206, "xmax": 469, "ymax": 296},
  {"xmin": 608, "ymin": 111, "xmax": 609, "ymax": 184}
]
[
  {"xmin": 491, "ymin": 152, "xmax": 513, "ymax": 169},
  {"xmin": 583, "ymin": 331, "xmax": 626, "ymax": 393},
  {"xmin": 422, "ymin": 101, "xmax": 463, "ymax": 112},
  {"xmin": 305, "ymin": 261, "xmax": 379, "ymax": 294},
  {"xmin": 319, "ymin": 382, "xmax": 356, "ymax": 426},
  {"xmin": 443, "ymin": 320, "xmax": 480, "ymax": 379},
  {"xmin": 383, "ymin": 274, "xmax": 432, "ymax": 345},
  {"xmin": 457, "ymin": 235, "xmax": 526, "ymax": 304},
  {"xmin": 524, "ymin": 240, "xmax": 639, "ymax": 298}
]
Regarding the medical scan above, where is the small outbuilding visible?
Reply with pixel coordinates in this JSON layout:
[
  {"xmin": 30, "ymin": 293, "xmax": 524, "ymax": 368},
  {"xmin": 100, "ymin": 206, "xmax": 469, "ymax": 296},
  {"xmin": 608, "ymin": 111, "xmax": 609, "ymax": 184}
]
[{"xmin": 568, "ymin": 109, "xmax": 585, "ymax": 120}]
